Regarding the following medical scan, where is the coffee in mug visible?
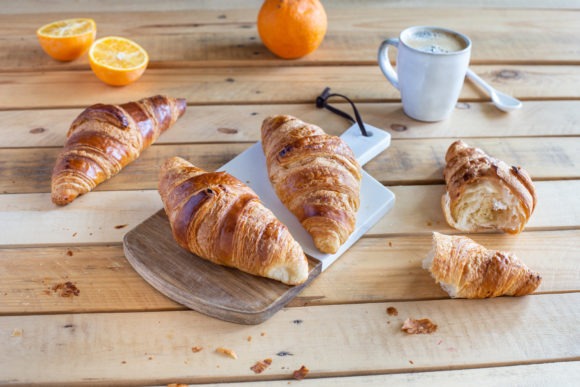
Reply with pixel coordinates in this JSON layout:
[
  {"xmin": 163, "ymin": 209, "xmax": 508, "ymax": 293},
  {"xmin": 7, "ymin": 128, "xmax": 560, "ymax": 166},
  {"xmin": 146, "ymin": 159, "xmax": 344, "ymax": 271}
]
[
  {"xmin": 405, "ymin": 29, "xmax": 468, "ymax": 54},
  {"xmin": 378, "ymin": 26, "xmax": 471, "ymax": 122}
]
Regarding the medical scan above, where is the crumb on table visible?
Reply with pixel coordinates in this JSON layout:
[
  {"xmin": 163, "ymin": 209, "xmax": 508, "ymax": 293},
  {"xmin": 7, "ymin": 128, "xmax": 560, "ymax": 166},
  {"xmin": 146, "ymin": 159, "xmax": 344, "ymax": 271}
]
[
  {"xmin": 215, "ymin": 347, "xmax": 238, "ymax": 359},
  {"xmin": 250, "ymin": 358, "xmax": 272, "ymax": 374},
  {"xmin": 401, "ymin": 318, "xmax": 438, "ymax": 334},
  {"xmin": 51, "ymin": 281, "xmax": 80, "ymax": 297},
  {"xmin": 11, "ymin": 328, "xmax": 23, "ymax": 337},
  {"xmin": 292, "ymin": 365, "xmax": 309, "ymax": 380}
]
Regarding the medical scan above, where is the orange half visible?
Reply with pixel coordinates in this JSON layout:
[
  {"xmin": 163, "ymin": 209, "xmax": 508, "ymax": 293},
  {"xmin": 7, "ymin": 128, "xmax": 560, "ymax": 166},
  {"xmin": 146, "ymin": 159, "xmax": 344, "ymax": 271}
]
[
  {"xmin": 89, "ymin": 36, "xmax": 149, "ymax": 86},
  {"xmin": 37, "ymin": 18, "xmax": 96, "ymax": 61}
]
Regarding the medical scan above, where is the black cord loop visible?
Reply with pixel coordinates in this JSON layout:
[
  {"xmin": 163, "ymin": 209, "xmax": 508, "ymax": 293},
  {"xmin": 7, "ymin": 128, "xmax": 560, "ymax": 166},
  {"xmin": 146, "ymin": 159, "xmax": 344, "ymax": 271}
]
[{"xmin": 315, "ymin": 87, "xmax": 369, "ymax": 137}]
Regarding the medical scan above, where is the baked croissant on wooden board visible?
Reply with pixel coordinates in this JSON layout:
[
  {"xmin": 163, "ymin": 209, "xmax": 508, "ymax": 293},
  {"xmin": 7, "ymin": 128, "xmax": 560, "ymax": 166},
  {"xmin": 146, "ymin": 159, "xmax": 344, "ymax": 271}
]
[
  {"xmin": 261, "ymin": 115, "xmax": 362, "ymax": 254},
  {"xmin": 51, "ymin": 95, "xmax": 186, "ymax": 205},
  {"xmin": 423, "ymin": 232, "xmax": 542, "ymax": 298},
  {"xmin": 158, "ymin": 156, "xmax": 309, "ymax": 285},
  {"xmin": 442, "ymin": 140, "xmax": 537, "ymax": 234}
]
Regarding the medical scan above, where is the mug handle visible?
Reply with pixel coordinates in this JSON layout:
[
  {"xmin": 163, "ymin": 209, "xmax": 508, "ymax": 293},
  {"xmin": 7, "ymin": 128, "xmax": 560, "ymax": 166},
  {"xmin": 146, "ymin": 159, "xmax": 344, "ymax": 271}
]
[{"xmin": 378, "ymin": 38, "xmax": 400, "ymax": 90}]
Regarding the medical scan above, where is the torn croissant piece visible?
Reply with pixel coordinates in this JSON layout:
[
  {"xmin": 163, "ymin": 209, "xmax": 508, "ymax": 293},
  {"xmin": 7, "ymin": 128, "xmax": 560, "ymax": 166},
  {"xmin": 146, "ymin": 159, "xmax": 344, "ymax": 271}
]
[
  {"xmin": 423, "ymin": 232, "xmax": 542, "ymax": 298},
  {"xmin": 261, "ymin": 115, "xmax": 362, "ymax": 254},
  {"xmin": 158, "ymin": 156, "xmax": 309, "ymax": 285},
  {"xmin": 51, "ymin": 95, "xmax": 187, "ymax": 205},
  {"xmin": 442, "ymin": 140, "xmax": 536, "ymax": 234}
]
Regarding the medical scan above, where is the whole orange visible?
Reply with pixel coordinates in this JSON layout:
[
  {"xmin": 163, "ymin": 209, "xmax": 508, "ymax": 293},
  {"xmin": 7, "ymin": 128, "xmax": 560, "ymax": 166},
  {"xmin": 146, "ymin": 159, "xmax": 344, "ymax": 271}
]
[{"xmin": 257, "ymin": 0, "xmax": 327, "ymax": 59}]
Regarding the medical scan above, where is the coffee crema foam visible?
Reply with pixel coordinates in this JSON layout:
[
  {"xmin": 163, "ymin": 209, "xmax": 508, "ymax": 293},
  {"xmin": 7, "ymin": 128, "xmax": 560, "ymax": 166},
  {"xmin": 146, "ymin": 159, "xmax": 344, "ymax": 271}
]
[{"xmin": 405, "ymin": 30, "xmax": 467, "ymax": 54}]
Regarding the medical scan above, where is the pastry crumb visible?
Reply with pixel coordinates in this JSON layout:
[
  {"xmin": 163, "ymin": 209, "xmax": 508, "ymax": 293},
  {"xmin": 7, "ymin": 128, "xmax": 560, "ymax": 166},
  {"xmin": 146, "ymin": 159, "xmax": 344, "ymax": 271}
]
[
  {"xmin": 216, "ymin": 347, "xmax": 237, "ymax": 359},
  {"xmin": 191, "ymin": 346, "xmax": 203, "ymax": 353},
  {"xmin": 292, "ymin": 365, "xmax": 309, "ymax": 380},
  {"xmin": 250, "ymin": 358, "xmax": 272, "ymax": 374},
  {"xmin": 11, "ymin": 328, "xmax": 23, "ymax": 337},
  {"xmin": 401, "ymin": 318, "xmax": 437, "ymax": 334},
  {"xmin": 386, "ymin": 306, "xmax": 398, "ymax": 316},
  {"xmin": 51, "ymin": 281, "xmax": 80, "ymax": 297}
]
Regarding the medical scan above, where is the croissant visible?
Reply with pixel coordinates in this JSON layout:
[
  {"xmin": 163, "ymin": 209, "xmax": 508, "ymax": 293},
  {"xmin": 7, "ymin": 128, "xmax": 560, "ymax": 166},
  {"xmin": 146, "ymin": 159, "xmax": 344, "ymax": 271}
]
[
  {"xmin": 261, "ymin": 115, "xmax": 361, "ymax": 254},
  {"xmin": 51, "ymin": 95, "xmax": 186, "ymax": 205},
  {"xmin": 423, "ymin": 232, "xmax": 542, "ymax": 298},
  {"xmin": 158, "ymin": 156, "xmax": 309, "ymax": 285},
  {"xmin": 442, "ymin": 140, "xmax": 536, "ymax": 234}
]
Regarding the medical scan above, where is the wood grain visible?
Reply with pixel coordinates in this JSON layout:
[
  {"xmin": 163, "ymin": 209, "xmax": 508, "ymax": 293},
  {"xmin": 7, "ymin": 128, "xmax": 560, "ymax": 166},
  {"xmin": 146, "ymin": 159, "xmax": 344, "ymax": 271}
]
[
  {"xmin": 1, "ymin": 101, "xmax": 580, "ymax": 148},
  {"xmin": 2, "ymin": 137, "xmax": 578, "ymax": 194},
  {"xmin": 123, "ymin": 210, "xmax": 321, "ymax": 325},
  {"xmin": 1, "ymin": 65, "xmax": 579, "ymax": 110},
  {"xmin": 1, "ymin": 8, "xmax": 579, "ymax": 71},
  {"xmin": 1, "ymin": 230, "xmax": 578, "ymax": 315},
  {"xmin": 1, "ymin": 293, "xmax": 579, "ymax": 384},
  {"xmin": 184, "ymin": 362, "xmax": 580, "ymax": 387},
  {"xmin": 0, "ymin": 180, "xmax": 577, "ymax": 246},
  {"xmin": 4, "ymin": 0, "xmax": 580, "ymax": 14}
]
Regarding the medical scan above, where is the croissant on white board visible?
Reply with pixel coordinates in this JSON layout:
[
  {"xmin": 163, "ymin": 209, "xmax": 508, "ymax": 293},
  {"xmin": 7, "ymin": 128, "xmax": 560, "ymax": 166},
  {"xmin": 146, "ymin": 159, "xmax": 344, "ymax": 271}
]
[{"xmin": 261, "ymin": 115, "xmax": 361, "ymax": 254}]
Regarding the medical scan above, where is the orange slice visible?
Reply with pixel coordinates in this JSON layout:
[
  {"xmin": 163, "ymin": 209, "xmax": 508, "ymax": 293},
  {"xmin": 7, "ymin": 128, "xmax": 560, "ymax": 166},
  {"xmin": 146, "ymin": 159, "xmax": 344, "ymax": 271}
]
[
  {"xmin": 37, "ymin": 18, "xmax": 96, "ymax": 61},
  {"xmin": 89, "ymin": 36, "xmax": 149, "ymax": 86}
]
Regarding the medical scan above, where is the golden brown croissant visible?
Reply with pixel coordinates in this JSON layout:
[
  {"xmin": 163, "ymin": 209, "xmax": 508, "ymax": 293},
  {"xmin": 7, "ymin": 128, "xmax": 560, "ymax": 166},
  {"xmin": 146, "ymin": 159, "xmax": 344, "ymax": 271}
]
[
  {"xmin": 423, "ymin": 232, "xmax": 541, "ymax": 298},
  {"xmin": 51, "ymin": 95, "xmax": 186, "ymax": 205},
  {"xmin": 158, "ymin": 156, "xmax": 309, "ymax": 285},
  {"xmin": 261, "ymin": 115, "xmax": 361, "ymax": 254},
  {"xmin": 442, "ymin": 140, "xmax": 536, "ymax": 234}
]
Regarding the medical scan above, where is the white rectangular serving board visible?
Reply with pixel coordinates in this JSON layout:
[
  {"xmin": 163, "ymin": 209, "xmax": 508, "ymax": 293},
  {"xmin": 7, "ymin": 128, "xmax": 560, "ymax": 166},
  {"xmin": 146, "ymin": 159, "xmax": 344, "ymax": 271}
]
[{"xmin": 219, "ymin": 123, "xmax": 396, "ymax": 271}]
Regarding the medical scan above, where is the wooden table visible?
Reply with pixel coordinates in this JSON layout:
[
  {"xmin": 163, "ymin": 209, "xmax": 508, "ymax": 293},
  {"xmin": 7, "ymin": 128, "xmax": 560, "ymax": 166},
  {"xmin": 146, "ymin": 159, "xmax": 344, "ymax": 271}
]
[{"xmin": 1, "ymin": 1, "xmax": 579, "ymax": 385}]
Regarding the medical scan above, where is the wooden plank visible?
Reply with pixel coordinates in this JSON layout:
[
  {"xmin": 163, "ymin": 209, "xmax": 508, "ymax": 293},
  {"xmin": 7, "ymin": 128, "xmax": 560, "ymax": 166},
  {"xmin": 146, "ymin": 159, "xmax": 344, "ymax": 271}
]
[
  {"xmin": 2, "ymin": 137, "xmax": 578, "ymax": 194},
  {"xmin": 1, "ymin": 65, "xmax": 579, "ymax": 110},
  {"xmin": 0, "ymin": 180, "xmax": 577, "ymax": 246},
  {"xmin": 1, "ymin": 230, "xmax": 577, "ymax": 315},
  {"xmin": 2, "ymin": 101, "xmax": 580, "ymax": 148},
  {"xmin": 1, "ymin": 8, "xmax": 579, "ymax": 71},
  {"xmin": 1, "ymin": 294, "xmax": 579, "ymax": 385},
  {"xmin": 4, "ymin": 0, "xmax": 580, "ymax": 14},
  {"xmin": 178, "ymin": 362, "xmax": 580, "ymax": 387}
]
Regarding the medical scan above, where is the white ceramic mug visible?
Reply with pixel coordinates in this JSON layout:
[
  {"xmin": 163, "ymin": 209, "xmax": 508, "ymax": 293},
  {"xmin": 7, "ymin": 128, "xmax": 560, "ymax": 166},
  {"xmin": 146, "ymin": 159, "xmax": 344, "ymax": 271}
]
[{"xmin": 378, "ymin": 26, "xmax": 472, "ymax": 122}]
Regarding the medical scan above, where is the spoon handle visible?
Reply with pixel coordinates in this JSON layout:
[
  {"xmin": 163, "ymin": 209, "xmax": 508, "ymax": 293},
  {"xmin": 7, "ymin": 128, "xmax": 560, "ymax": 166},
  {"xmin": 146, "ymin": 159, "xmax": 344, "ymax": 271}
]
[{"xmin": 466, "ymin": 68, "xmax": 493, "ymax": 94}]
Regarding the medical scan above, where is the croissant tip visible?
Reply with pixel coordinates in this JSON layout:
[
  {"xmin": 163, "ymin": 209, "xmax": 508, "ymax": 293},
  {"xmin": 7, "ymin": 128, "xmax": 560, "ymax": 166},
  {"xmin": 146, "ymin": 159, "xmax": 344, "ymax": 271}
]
[
  {"xmin": 175, "ymin": 98, "xmax": 187, "ymax": 117},
  {"xmin": 313, "ymin": 236, "xmax": 340, "ymax": 255},
  {"xmin": 51, "ymin": 192, "xmax": 77, "ymax": 206},
  {"xmin": 266, "ymin": 257, "xmax": 309, "ymax": 286},
  {"xmin": 161, "ymin": 156, "xmax": 192, "ymax": 171},
  {"xmin": 262, "ymin": 114, "xmax": 294, "ymax": 129}
]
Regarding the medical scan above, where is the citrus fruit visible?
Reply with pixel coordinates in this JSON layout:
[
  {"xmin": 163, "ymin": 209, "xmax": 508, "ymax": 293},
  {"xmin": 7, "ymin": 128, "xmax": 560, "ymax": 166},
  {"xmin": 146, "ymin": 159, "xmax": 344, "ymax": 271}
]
[
  {"xmin": 36, "ymin": 18, "xmax": 96, "ymax": 61},
  {"xmin": 257, "ymin": 0, "xmax": 327, "ymax": 59},
  {"xmin": 88, "ymin": 36, "xmax": 149, "ymax": 86}
]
